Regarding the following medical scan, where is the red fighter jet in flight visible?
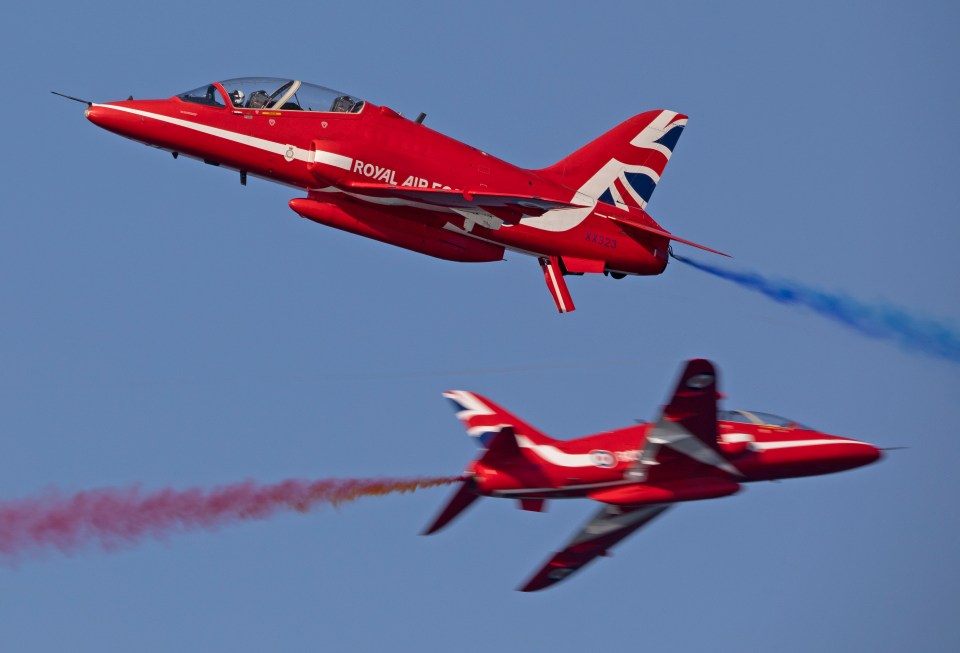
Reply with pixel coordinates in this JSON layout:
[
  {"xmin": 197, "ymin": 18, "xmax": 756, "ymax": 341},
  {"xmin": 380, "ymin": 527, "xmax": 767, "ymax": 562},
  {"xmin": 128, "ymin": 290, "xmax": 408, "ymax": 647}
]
[
  {"xmin": 62, "ymin": 77, "xmax": 726, "ymax": 313},
  {"xmin": 425, "ymin": 359, "xmax": 882, "ymax": 591}
]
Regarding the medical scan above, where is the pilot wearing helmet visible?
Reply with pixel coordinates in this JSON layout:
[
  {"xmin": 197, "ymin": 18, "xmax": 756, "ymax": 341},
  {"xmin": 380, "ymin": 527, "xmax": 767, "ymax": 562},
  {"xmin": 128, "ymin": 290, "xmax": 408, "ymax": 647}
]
[
  {"xmin": 331, "ymin": 95, "xmax": 355, "ymax": 112},
  {"xmin": 228, "ymin": 90, "xmax": 245, "ymax": 107}
]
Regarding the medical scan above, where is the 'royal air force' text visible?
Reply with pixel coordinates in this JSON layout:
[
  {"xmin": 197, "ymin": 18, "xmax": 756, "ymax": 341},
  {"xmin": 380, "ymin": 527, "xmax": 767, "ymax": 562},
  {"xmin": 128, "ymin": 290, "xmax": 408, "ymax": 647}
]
[{"xmin": 353, "ymin": 160, "xmax": 451, "ymax": 189}]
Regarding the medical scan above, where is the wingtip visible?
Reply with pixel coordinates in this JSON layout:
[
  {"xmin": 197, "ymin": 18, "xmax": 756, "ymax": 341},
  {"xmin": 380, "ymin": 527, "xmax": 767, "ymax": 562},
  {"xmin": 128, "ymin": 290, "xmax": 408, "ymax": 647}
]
[
  {"xmin": 516, "ymin": 575, "xmax": 553, "ymax": 593},
  {"xmin": 516, "ymin": 577, "xmax": 544, "ymax": 592}
]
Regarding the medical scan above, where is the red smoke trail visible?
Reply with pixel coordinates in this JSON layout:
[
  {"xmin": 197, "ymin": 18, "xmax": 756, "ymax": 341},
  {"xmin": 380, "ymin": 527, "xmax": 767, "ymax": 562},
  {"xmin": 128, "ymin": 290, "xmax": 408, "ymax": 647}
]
[{"xmin": 0, "ymin": 476, "xmax": 458, "ymax": 559}]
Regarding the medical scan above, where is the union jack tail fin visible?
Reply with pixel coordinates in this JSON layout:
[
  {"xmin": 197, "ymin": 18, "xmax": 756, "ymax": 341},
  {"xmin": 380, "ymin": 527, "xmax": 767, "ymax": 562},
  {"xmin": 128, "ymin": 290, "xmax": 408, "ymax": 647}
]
[
  {"xmin": 534, "ymin": 109, "xmax": 688, "ymax": 210},
  {"xmin": 442, "ymin": 391, "xmax": 554, "ymax": 447}
]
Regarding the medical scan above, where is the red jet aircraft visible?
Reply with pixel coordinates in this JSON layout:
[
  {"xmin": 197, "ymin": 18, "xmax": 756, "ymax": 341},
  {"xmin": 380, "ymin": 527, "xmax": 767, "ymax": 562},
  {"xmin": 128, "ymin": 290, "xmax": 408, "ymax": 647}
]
[
  {"xmin": 425, "ymin": 359, "xmax": 881, "ymax": 591},
  {"xmin": 66, "ymin": 77, "xmax": 726, "ymax": 313}
]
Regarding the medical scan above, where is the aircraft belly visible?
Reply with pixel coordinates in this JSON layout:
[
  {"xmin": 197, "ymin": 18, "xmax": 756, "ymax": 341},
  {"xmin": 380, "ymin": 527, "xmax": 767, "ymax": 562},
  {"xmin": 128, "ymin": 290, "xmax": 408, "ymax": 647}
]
[
  {"xmin": 447, "ymin": 217, "xmax": 663, "ymax": 275},
  {"xmin": 306, "ymin": 189, "xmax": 666, "ymax": 275},
  {"xmin": 491, "ymin": 480, "xmax": 631, "ymax": 499},
  {"xmin": 290, "ymin": 198, "xmax": 504, "ymax": 263}
]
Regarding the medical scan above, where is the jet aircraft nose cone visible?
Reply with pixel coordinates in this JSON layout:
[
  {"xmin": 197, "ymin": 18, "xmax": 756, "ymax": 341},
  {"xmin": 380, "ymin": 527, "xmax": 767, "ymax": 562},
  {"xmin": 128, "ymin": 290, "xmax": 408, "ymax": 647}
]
[
  {"xmin": 859, "ymin": 442, "xmax": 882, "ymax": 465},
  {"xmin": 84, "ymin": 105, "xmax": 108, "ymax": 128},
  {"xmin": 85, "ymin": 103, "xmax": 134, "ymax": 133},
  {"xmin": 843, "ymin": 440, "xmax": 883, "ymax": 469},
  {"xmin": 84, "ymin": 103, "xmax": 143, "ymax": 141},
  {"xmin": 803, "ymin": 437, "xmax": 884, "ymax": 475}
]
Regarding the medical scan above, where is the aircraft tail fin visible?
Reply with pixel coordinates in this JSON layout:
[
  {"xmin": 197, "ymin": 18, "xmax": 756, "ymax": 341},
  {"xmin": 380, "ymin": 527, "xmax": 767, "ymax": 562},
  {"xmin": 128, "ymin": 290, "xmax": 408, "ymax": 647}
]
[
  {"xmin": 534, "ymin": 109, "xmax": 687, "ymax": 210},
  {"xmin": 442, "ymin": 390, "xmax": 555, "ymax": 447}
]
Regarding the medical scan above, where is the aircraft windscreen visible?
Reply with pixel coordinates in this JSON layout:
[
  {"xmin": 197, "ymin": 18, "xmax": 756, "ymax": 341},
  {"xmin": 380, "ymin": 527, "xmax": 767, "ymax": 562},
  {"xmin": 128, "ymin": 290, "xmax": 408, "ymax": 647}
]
[
  {"xmin": 177, "ymin": 84, "xmax": 226, "ymax": 107},
  {"xmin": 718, "ymin": 410, "xmax": 810, "ymax": 429}
]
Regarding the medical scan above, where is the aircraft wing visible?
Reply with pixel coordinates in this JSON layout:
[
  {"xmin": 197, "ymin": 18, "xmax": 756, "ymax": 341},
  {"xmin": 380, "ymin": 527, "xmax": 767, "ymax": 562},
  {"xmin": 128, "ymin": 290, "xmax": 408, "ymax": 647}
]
[
  {"xmin": 630, "ymin": 359, "xmax": 741, "ymax": 481},
  {"xmin": 341, "ymin": 181, "xmax": 586, "ymax": 227},
  {"xmin": 519, "ymin": 504, "xmax": 671, "ymax": 592}
]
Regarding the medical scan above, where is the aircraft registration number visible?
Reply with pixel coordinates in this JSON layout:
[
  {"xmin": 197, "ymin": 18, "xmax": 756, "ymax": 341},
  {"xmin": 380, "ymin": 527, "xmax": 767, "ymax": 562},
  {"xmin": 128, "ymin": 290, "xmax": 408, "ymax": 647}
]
[{"xmin": 585, "ymin": 232, "xmax": 617, "ymax": 248}]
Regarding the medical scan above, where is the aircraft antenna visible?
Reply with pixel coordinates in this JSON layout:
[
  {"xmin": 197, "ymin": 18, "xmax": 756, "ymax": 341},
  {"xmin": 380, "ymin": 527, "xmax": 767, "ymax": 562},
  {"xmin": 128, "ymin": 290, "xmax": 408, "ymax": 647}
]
[{"xmin": 51, "ymin": 91, "xmax": 92, "ymax": 107}]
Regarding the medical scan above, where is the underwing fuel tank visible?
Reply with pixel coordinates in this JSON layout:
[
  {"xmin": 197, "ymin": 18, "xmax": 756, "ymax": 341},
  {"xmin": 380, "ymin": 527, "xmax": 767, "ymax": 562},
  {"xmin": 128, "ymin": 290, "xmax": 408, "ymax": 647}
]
[
  {"xmin": 588, "ymin": 477, "xmax": 741, "ymax": 506},
  {"xmin": 288, "ymin": 198, "xmax": 505, "ymax": 263}
]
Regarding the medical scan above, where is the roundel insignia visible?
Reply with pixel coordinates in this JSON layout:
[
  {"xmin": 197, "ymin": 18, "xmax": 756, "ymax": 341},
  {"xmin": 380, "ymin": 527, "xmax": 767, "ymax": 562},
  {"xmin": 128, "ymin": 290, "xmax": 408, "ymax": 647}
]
[
  {"xmin": 284, "ymin": 146, "xmax": 296, "ymax": 162},
  {"xmin": 687, "ymin": 373, "xmax": 714, "ymax": 389},
  {"xmin": 589, "ymin": 450, "xmax": 616, "ymax": 468}
]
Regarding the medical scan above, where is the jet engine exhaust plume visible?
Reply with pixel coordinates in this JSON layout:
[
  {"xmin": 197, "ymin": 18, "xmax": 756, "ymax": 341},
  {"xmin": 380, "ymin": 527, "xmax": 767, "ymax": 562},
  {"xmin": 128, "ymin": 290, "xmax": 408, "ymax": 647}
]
[
  {"xmin": 671, "ymin": 252, "xmax": 960, "ymax": 364},
  {"xmin": 0, "ymin": 476, "xmax": 458, "ymax": 559}
]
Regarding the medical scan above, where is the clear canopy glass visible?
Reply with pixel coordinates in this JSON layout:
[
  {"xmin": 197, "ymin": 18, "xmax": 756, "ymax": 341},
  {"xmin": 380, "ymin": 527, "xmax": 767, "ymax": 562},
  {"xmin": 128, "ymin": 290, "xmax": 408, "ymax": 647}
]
[
  {"xmin": 177, "ymin": 78, "xmax": 364, "ymax": 113},
  {"xmin": 718, "ymin": 410, "xmax": 810, "ymax": 429},
  {"xmin": 177, "ymin": 83, "xmax": 227, "ymax": 107}
]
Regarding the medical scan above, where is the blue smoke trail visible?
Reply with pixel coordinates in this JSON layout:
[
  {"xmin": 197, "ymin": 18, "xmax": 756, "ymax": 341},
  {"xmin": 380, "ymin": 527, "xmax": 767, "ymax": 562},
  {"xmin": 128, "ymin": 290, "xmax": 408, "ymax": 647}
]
[{"xmin": 671, "ymin": 253, "xmax": 960, "ymax": 364}]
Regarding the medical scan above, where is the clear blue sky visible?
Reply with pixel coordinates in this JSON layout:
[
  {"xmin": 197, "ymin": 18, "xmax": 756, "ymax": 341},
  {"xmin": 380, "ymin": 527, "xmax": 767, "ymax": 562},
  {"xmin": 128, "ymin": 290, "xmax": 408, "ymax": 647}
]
[{"xmin": 2, "ymin": 1, "xmax": 958, "ymax": 651}]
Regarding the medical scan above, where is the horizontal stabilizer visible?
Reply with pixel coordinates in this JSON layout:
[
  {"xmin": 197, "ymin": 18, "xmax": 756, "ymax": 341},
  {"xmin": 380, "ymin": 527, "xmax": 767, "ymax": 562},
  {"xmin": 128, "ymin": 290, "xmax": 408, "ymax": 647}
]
[
  {"xmin": 422, "ymin": 427, "xmax": 529, "ymax": 535},
  {"xmin": 481, "ymin": 426, "xmax": 522, "ymax": 464},
  {"xmin": 421, "ymin": 479, "xmax": 479, "ymax": 535},
  {"xmin": 597, "ymin": 207, "xmax": 729, "ymax": 258}
]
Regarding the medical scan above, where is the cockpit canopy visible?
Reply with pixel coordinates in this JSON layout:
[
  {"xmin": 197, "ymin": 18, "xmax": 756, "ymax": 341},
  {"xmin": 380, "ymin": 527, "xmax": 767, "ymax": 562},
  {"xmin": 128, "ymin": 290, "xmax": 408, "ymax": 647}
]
[
  {"xmin": 718, "ymin": 410, "xmax": 811, "ymax": 430},
  {"xmin": 177, "ymin": 78, "xmax": 364, "ymax": 113}
]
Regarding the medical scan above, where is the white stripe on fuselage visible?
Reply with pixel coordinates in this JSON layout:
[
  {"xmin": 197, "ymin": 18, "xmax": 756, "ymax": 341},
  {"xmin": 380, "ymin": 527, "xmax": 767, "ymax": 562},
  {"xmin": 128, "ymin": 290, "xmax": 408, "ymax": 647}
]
[
  {"xmin": 97, "ymin": 103, "xmax": 590, "ymax": 235},
  {"xmin": 516, "ymin": 435, "xmax": 596, "ymax": 467},
  {"xmin": 312, "ymin": 149, "xmax": 353, "ymax": 170},
  {"xmin": 129, "ymin": 100, "xmax": 513, "ymax": 226},
  {"xmin": 750, "ymin": 438, "xmax": 868, "ymax": 451},
  {"xmin": 94, "ymin": 103, "xmax": 329, "ymax": 166},
  {"xmin": 516, "ymin": 433, "xmax": 868, "ymax": 467},
  {"xmin": 104, "ymin": 104, "xmax": 484, "ymax": 218}
]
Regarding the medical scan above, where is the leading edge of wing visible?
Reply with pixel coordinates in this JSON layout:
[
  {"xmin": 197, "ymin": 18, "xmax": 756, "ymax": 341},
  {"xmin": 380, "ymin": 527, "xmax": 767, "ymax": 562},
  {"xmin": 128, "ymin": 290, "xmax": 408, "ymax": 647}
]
[
  {"xmin": 341, "ymin": 180, "xmax": 588, "ymax": 214},
  {"xmin": 519, "ymin": 504, "xmax": 671, "ymax": 592},
  {"xmin": 657, "ymin": 358, "xmax": 723, "ymax": 453},
  {"xmin": 632, "ymin": 359, "xmax": 742, "ymax": 480}
]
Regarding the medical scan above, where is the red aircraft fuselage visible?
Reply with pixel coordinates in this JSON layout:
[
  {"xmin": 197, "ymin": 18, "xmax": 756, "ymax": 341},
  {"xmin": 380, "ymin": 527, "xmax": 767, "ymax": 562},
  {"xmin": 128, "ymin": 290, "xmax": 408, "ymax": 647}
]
[
  {"xmin": 465, "ymin": 413, "xmax": 880, "ymax": 501},
  {"xmin": 428, "ymin": 360, "xmax": 882, "ymax": 591},
  {"xmin": 78, "ymin": 77, "xmax": 723, "ymax": 312}
]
